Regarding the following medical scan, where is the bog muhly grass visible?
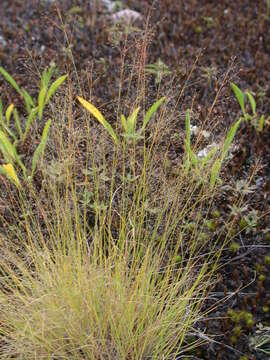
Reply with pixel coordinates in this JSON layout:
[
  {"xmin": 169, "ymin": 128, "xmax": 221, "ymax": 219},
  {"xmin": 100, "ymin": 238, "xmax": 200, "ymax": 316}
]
[{"xmin": 0, "ymin": 65, "xmax": 242, "ymax": 359}]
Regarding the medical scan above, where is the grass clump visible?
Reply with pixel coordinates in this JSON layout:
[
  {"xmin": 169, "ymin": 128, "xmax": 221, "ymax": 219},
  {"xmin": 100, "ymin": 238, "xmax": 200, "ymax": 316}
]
[{"xmin": 0, "ymin": 58, "xmax": 242, "ymax": 358}]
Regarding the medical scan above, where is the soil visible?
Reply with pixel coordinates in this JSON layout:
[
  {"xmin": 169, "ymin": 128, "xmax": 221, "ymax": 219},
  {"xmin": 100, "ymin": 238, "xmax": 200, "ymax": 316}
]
[{"xmin": 0, "ymin": 1, "xmax": 269, "ymax": 359}]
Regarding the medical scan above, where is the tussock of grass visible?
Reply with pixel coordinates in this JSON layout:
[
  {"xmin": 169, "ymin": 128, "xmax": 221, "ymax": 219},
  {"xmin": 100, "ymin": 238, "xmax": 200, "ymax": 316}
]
[{"xmin": 0, "ymin": 39, "xmax": 241, "ymax": 358}]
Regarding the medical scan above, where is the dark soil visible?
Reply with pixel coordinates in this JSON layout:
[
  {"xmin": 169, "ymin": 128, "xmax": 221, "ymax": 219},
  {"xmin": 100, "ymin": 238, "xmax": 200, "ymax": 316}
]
[{"xmin": 0, "ymin": 1, "xmax": 269, "ymax": 359}]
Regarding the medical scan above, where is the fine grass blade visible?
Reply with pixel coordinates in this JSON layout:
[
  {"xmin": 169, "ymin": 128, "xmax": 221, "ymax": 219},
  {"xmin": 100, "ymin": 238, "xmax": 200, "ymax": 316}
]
[
  {"xmin": 185, "ymin": 109, "xmax": 191, "ymax": 148},
  {"xmin": 0, "ymin": 130, "xmax": 25, "ymax": 173},
  {"xmin": 31, "ymin": 119, "xmax": 51, "ymax": 177},
  {"xmin": 23, "ymin": 107, "xmax": 38, "ymax": 143},
  {"xmin": 142, "ymin": 97, "xmax": 166, "ymax": 131},
  {"xmin": 6, "ymin": 104, "xmax": 14, "ymax": 125},
  {"xmin": 22, "ymin": 89, "xmax": 35, "ymax": 114},
  {"xmin": 221, "ymin": 118, "xmax": 241, "ymax": 159},
  {"xmin": 38, "ymin": 87, "xmax": 47, "ymax": 121},
  {"xmin": 121, "ymin": 114, "xmax": 128, "ymax": 133},
  {"xmin": 0, "ymin": 67, "xmax": 22, "ymax": 95},
  {"xmin": 231, "ymin": 82, "xmax": 245, "ymax": 115},
  {"xmin": 184, "ymin": 139, "xmax": 198, "ymax": 166},
  {"xmin": 127, "ymin": 107, "xmax": 140, "ymax": 135},
  {"xmin": 77, "ymin": 96, "xmax": 119, "ymax": 145},
  {"xmin": 0, "ymin": 96, "xmax": 4, "ymax": 125},
  {"xmin": 46, "ymin": 74, "xmax": 67, "ymax": 103},
  {"xmin": 210, "ymin": 159, "xmax": 221, "ymax": 189},
  {"xmin": 0, "ymin": 163, "xmax": 21, "ymax": 188},
  {"xmin": 246, "ymin": 91, "xmax": 256, "ymax": 115},
  {"xmin": 13, "ymin": 109, "xmax": 23, "ymax": 139}
]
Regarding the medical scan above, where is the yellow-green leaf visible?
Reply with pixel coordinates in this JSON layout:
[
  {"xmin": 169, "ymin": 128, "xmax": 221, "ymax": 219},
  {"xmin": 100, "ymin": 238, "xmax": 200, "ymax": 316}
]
[
  {"xmin": 77, "ymin": 96, "xmax": 119, "ymax": 145},
  {"xmin": 38, "ymin": 87, "xmax": 47, "ymax": 120},
  {"xmin": 6, "ymin": 104, "xmax": 14, "ymax": 125},
  {"xmin": 0, "ymin": 163, "xmax": 21, "ymax": 188}
]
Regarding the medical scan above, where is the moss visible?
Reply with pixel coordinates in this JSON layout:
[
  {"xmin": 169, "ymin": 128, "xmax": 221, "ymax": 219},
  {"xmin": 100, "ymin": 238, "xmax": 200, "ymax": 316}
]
[
  {"xmin": 258, "ymin": 274, "xmax": 266, "ymax": 282},
  {"xmin": 229, "ymin": 242, "xmax": 240, "ymax": 253},
  {"xmin": 212, "ymin": 210, "xmax": 221, "ymax": 219},
  {"xmin": 233, "ymin": 325, "xmax": 242, "ymax": 337},
  {"xmin": 264, "ymin": 255, "xmax": 270, "ymax": 265}
]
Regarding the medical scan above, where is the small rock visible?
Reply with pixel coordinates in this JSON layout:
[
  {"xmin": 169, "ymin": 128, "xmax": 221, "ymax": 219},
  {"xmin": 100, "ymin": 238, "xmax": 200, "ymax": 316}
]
[
  {"xmin": 111, "ymin": 9, "xmax": 143, "ymax": 24},
  {"xmin": 101, "ymin": 0, "xmax": 116, "ymax": 12},
  {"xmin": 0, "ymin": 34, "xmax": 7, "ymax": 48},
  {"xmin": 197, "ymin": 143, "xmax": 218, "ymax": 159}
]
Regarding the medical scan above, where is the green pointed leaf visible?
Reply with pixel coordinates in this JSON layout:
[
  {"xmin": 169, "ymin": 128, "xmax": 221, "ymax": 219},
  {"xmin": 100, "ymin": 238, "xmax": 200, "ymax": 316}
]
[
  {"xmin": 5, "ymin": 104, "xmax": 14, "ymax": 125},
  {"xmin": 46, "ymin": 74, "xmax": 67, "ymax": 103},
  {"xmin": 23, "ymin": 107, "xmax": 38, "ymax": 143},
  {"xmin": 22, "ymin": 89, "xmax": 35, "ymax": 114},
  {"xmin": 0, "ymin": 96, "xmax": 4, "ymax": 125},
  {"xmin": 231, "ymin": 82, "xmax": 245, "ymax": 114},
  {"xmin": 246, "ymin": 91, "xmax": 256, "ymax": 115},
  {"xmin": 0, "ymin": 130, "xmax": 25, "ymax": 173},
  {"xmin": 31, "ymin": 119, "xmax": 51, "ymax": 177},
  {"xmin": 121, "ymin": 114, "xmax": 128, "ymax": 132},
  {"xmin": 38, "ymin": 87, "xmax": 47, "ymax": 120},
  {"xmin": 221, "ymin": 118, "xmax": 241, "ymax": 159},
  {"xmin": 210, "ymin": 159, "xmax": 221, "ymax": 189},
  {"xmin": 0, "ymin": 67, "xmax": 22, "ymax": 95},
  {"xmin": 258, "ymin": 115, "xmax": 265, "ymax": 132},
  {"xmin": 184, "ymin": 140, "xmax": 198, "ymax": 166},
  {"xmin": 185, "ymin": 109, "xmax": 191, "ymax": 148},
  {"xmin": 127, "ymin": 107, "xmax": 140, "ymax": 135},
  {"xmin": 13, "ymin": 109, "xmax": 22, "ymax": 138},
  {"xmin": 142, "ymin": 97, "xmax": 166, "ymax": 131},
  {"xmin": 77, "ymin": 96, "xmax": 119, "ymax": 145}
]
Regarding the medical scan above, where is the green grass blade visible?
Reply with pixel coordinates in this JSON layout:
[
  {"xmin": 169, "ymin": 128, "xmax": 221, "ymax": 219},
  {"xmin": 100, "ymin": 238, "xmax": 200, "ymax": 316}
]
[
  {"xmin": 246, "ymin": 91, "xmax": 256, "ymax": 115},
  {"xmin": 38, "ymin": 87, "xmax": 47, "ymax": 121},
  {"xmin": 5, "ymin": 104, "xmax": 14, "ymax": 125},
  {"xmin": 0, "ymin": 96, "xmax": 4, "ymax": 125},
  {"xmin": 77, "ymin": 96, "xmax": 119, "ymax": 145},
  {"xmin": 22, "ymin": 89, "xmax": 35, "ymax": 114},
  {"xmin": 210, "ymin": 159, "xmax": 221, "ymax": 189},
  {"xmin": 231, "ymin": 82, "xmax": 245, "ymax": 114},
  {"xmin": 46, "ymin": 74, "xmax": 67, "ymax": 103},
  {"xmin": 127, "ymin": 107, "xmax": 140, "ymax": 135},
  {"xmin": 13, "ymin": 109, "xmax": 23, "ymax": 138},
  {"xmin": 23, "ymin": 107, "xmax": 38, "ymax": 143},
  {"xmin": 0, "ymin": 67, "xmax": 22, "ymax": 95},
  {"xmin": 0, "ymin": 130, "xmax": 21, "ymax": 167},
  {"xmin": 184, "ymin": 140, "xmax": 198, "ymax": 166},
  {"xmin": 142, "ymin": 97, "xmax": 166, "ymax": 131},
  {"xmin": 121, "ymin": 114, "xmax": 128, "ymax": 132},
  {"xmin": 31, "ymin": 119, "xmax": 51, "ymax": 177},
  {"xmin": 221, "ymin": 118, "xmax": 241, "ymax": 159},
  {"xmin": 258, "ymin": 115, "xmax": 265, "ymax": 132},
  {"xmin": 185, "ymin": 109, "xmax": 191, "ymax": 148}
]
